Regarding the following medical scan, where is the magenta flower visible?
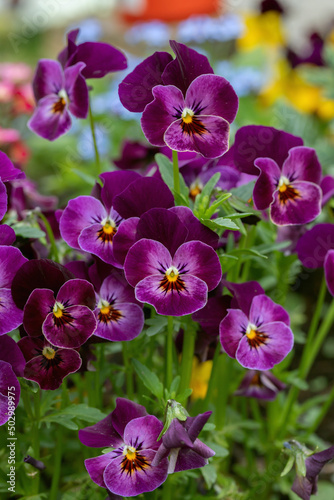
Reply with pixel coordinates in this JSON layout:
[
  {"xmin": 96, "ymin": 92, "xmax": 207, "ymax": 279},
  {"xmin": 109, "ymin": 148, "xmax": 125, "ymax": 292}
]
[
  {"xmin": 58, "ymin": 29, "xmax": 127, "ymax": 79},
  {"xmin": 141, "ymin": 74, "xmax": 238, "ymax": 158},
  {"xmin": 152, "ymin": 411, "xmax": 215, "ymax": 473},
  {"xmin": 18, "ymin": 335, "xmax": 81, "ymax": 390},
  {"xmin": 124, "ymin": 239, "xmax": 222, "ymax": 316},
  {"xmin": 79, "ymin": 398, "xmax": 168, "ymax": 497},
  {"xmin": 0, "ymin": 150, "xmax": 25, "ymax": 222},
  {"xmin": 28, "ymin": 59, "xmax": 89, "ymax": 140},
  {"xmin": 0, "ymin": 335, "xmax": 25, "ymax": 425},
  {"xmin": 220, "ymin": 294, "xmax": 294, "ymax": 370},
  {"xmin": 23, "ymin": 278, "xmax": 97, "ymax": 348},
  {"xmin": 296, "ymin": 223, "xmax": 334, "ymax": 295},
  {"xmin": 234, "ymin": 370, "xmax": 286, "ymax": 400},
  {"xmin": 94, "ymin": 274, "xmax": 144, "ymax": 342},
  {"xmin": 0, "ymin": 246, "xmax": 28, "ymax": 335}
]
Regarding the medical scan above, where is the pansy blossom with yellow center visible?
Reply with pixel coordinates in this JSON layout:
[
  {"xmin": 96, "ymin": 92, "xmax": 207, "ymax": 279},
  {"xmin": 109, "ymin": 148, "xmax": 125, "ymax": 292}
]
[{"xmin": 220, "ymin": 294, "xmax": 293, "ymax": 370}]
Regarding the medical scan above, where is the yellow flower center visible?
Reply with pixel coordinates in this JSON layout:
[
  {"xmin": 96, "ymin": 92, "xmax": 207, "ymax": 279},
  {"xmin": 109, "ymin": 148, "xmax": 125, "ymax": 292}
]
[
  {"xmin": 123, "ymin": 445, "xmax": 137, "ymax": 460},
  {"xmin": 166, "ymin": 266, "xmax": 179, "ymax": 282},
  {"xmin": 42, "ymin": 346, "xmax": 56, "ymax": 360},
  {"xmin": 181, "ymin": 107, "xmax": 194, "ymax": 124},
  {"xmin": 53, "ymin": 301, "xmax": 64, "ymax": 318},
  {"xmin": 103, "ymin": 221, "xmax": 116, "ymax": 235}
]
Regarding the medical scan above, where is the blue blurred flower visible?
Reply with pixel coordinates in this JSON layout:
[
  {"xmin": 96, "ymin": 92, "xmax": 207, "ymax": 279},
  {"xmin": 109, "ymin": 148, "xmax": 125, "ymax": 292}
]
[
  {"xmin": 67, "ymin": 18, "xmax": 103, "ymax": 43},
  {"xmin": 177, "ymin": 14, "xmax": 244, "ymax": 44},
  {"xmin": 125, "ymin": 21, "xmax": 171, "ymax": 47},
  {"xmin": 215, "ymin": 61, "xmax": 265, "ymax": 97}
]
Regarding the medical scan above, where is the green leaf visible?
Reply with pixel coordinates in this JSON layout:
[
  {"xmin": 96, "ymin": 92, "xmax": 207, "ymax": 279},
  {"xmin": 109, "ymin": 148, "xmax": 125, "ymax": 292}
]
[
  {"xmin": 229, "ymin": 248, "xmax": 268, "ymax": 260},
  {"xmin": 194, "ymin": 172, "xmax": 221, "ymax": 217},
  {"xmin": 280, "ymin": 455, "xmax": 295, "ymax": 477},
  {"xmin": 170, "ymin": 375, "xmax": 181, "ymax": 395},
  {"xmin": 132, "ymin": 358, "xmax": 164, "ymax": 399},
  {"xmin": 145, "ymin": 316, "xmax": 168, "ymax": 337},
  {"xmin": 203, "ymin": 192, "xmax": 232, "ymax": 218},
  {"xmin": 199, "ymin": 217, "xmax": 239, "ymax": 232},
  {"xmin": 201, "ymin": 464, "xmax": 217, "ymax": 489},
  {"xmin": 12, "ymin": 224, "xmax": 46, "ymax": 239},
  {"xmin": 205, "ymin": 442, "xmax": 229, "ymax": 458},
  {"xmin": 42, "ymin": 404, "xmax": 107, "ymax": 430},
  {"xmin": 230, "ymin": 181, "xmax": 255, "ymax": 202},
  {"xmin": 155, "ymin": 153, "xmax": 189, "ymax": 205},
  {"xmin": 176, "ymin": 388, "xmax": 193, "ymax": 403}
]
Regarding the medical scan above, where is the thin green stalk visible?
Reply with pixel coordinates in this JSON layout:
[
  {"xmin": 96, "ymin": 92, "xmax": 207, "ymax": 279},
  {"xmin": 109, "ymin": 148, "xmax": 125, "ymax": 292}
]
[
  {"xmin": 305, "ymin": 384, "xmax": 334, "ymax": 438},
  {"xmin": 166, "ymin": 316, "xmax": 174, "ymax": 388},
  {"xmin": 49, "ymin": 384, "xmax": 67, "ymax": 500},
  {"xmin": 203, "ymin": 343, "xmax": 221, "ymax": 410},
  {"xmin": 89, "ymin": 101, "xmax": 101, "ymax": 174},
  {"xmin": 38, "ymin": 211, "xmax": 59, "ymax": 263},
  {"xmin": 178, "ymin": 320, "xmax": 196, "ymax": 400},
  {"xmin": 215, "ymin": 355, "xmax": 233, "ymax": 430},
  {"xmin": 122, "ymin": 342, "xmax": 134, "ymax": 400},
  {"xmin": 162, "ymin": 475, "xmax": 173, "ymax": 500},
  {"xmin": 172, "ymin": 150, "xmax": 180, "ymax": 196}
]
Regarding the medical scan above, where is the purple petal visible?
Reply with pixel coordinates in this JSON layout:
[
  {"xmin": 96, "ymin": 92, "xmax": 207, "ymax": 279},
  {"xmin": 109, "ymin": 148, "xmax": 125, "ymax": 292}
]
[
  {"xmin": 234, "ymin": 370, "xmax": 284, "ymax": 401},
  {"xmin": 111, "ymin": 398, "xmax": 148, "ymax": 437},
  {"xmin": 64, "ymin": 62, "xmax": 88, "ymax": 119},
  {"xmin": 0, "ymin": 289, "xmax": 24, "ymax": 335},
  {"xmin": 23, "ymin": 288, "xmax": 55, "ymax": 337},
  {"xmin": 282, "ymin": 146, "xmax": 322, "ymax": 185},
  {"xmin": 59, "ymin": 196, "xmax": 107, "ymax": 250},
  {"xmin": 113, "ymin": 217, "xmax": 140, "ymax": 266},
  {"xmin": 0, "ymin": 225, "xmax": 15, "ymax": 245},
  {"xmin": 124, "ymin": 239, "xmax": 172, "ymax": 287},
  {"xmin": 85, "ymin": 452, "xmax": 115, "ymax": 488},
  {"xmin": 135, "ymin": 273, "xmax": 208, "ymax": 316},
  {"xmin": 119, "ymin": 51, "xmax": 173, "ymax": 112},
  {"xmin": 306, "ymin": 445, "xmax": 334, "ymax": 479},
  {"xmin": 0, "ymin": 246, "xmax": 28, "ymax": 288},
  {"xmin": 324, "ymin": 249, "xmax": 334, "ymax": 296},
  {"xmin": 249, "ymin": 294, "xmax": 290, "ymax": 326},
  {"xmin": 233, "ymin": 125, "xmax": 304, "ymax": 175},
  {"xmin": 43, "ymin": 305, "xmax": 96, "ymax": 348},
  {"xmin": 192, "ymin": 295, "xmax": 232, "ymax": 336},
  {"xmin": 236, "ymin": 322, "xmax": 294, "ymax": 370},
  {"xmin": 11, "ymin": 259, "xmax": 75, "ymax": 310},
  {"xmin": 99, "ymin": 171, "xmax": 141, "ymax": 213},
  {"xmin": 94, "ymin": 302, "xmax": 144, "ymax": 341},
  {"xmin": 185, "ymin": 74, "xmax": 238, "ymax": 124},
  {"xmin": 321, "ymin": 175, "xmax": 334, "ymax": 206},
  {"xmin": 104, "ymin": 449, "xmax": 168, "ymax": 497},
  {"xmin": 162, "ymin": 419, "xmax": 194, "ymax": 449},
  {"xmin": 78, "ymin": 223, "xmax": 122, "ymax": 267},
  {"xmin": 58, "ymin": 29, "xmax": 79, "ymax": 67},
  {"xmin": 224, "ymin": 280, "xmax": 265, "ymax": 316},
  {"xmin": 186, "ymin": 412, "xmax": 212, "ymax": 442},
  {"xmin": 124, "ymin": 415, "xmax": 163, "ymax": 450},
  {"xmin": 71, "ymin": 42, "xmax": 127, "ymax": 79},
  {"xmin": 164, "ymin": 115, "xmax": 230, "ymax": 159},
  {"xmin": 57, "ymin": 279, "xmax": 96, "ymax": 309},
  {"xmin": 79, "ymin": 414, "xmax": 123, "ymax": 448},
  {"xmin": 270, "ymin": 181, "xmax": 322, "ymax": 225},
  {"xmin": 32, "ymin": 59, "xmax": 64, "ymax": 101},
  {"xmin": 219, "ymin": 309, "xmax": 249, "ymax": 358},
  {"xmin": 163, "ymin": 41, "xmax": 214, "ymax": 96},
  {"xmin": 0, "ymin": 150, "xmax": 25, "ymax": 182},
  {"xmin": 174, "ymin": 448, "xmax": 210, "ymax": 472},
  {"xmin": 113, "ymin": 177, "xmax": 174, "ymax": 219},
  {"xmin": 141, "ymin": 84, "xmax": 185, "ymax": 146},
  {"xmin": 0, "ymin": 335, "xmax": 26, "ymax": 377},
  {"xmin": 189, "ymin": 438, "xmax": 214, "ymax": 459},
  {"xmin": 170, "ymin": 206, "xmax": 219, "ymax": 249},
  {"xmin": 28, "ymin": 95, "xmax": 72, "ymax": 141},
  {"xmin": 0, "ymin": 181, "xmax": 7, "ymax": 222},
  {"xmin": 296, "ymin": 224, "xmax": 334, "ymax": 268},
  {"xmin": 0, "ymin": 361, "xmax": 20, "ymax": 425},
  {"xmin": 253, "ymin": 157, "xmax": 281, "ymax": 210},
  {"xmin": 99, "ymin": 274, "xmax": 138, "ymax": 304},
  {"xmin": 172, "ymin": 241, "xmax": 222, "ymax": 291}
]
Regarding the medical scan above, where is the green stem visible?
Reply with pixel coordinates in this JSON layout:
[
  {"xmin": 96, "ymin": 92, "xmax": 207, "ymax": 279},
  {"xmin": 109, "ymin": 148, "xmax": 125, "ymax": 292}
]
[
  {"xmin": 215, "ymin": 355, "xmax": 232, "ymax": 430},
  {"xmin": 38, "ymin": 211, "xmax": 59, "ymax": 263},
  {"xmin": 203, "ymin": 343, "xmax": 221, "ymax": 410},
  {"xmin": 178, "ymin": 320, "xmax": 196, "ymax": 400},
  {"xmin": 89, "ymin": 101, "xmax": 101, "ymax": 174},
  {"xmin": 172, "ymin": 150, "xmax": 180, "ymax": 196},
  {"xmin": 122, "ymin": 342, "xmax": 134, "ymax": 400},
  {"xmin": 49, "ymin": 384, "xmax": 67, "ymax": 500},
  {"xmin": 305, "ymin": 384, "xmax": 334, "ymax": 437},
  {"xmin": 166, "ymin": 317, "xmax": 174, "ymax": 389},
  {"xmin": 162, "ymin": 475, "xmax": 173, "ymax": 500}
]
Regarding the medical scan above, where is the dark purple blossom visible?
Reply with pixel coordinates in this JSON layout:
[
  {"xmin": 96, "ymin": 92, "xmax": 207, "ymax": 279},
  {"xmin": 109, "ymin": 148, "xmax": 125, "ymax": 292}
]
[
  {"xmin": 141, "ymin": 74, "xmax": 238, "ymax": 158},
  {"xmin": 0, "ymin": 150, "xmax": 25, "ymax": 221},
  {"xmin": 152, "ymin": 411, "xmax": 214, "ymax": 473},
  {"xmin": 124, "ymin": 238, "xmax": 222, "ymax": 316},
  {"xmin": 219, "ymin": 294, "xmax": 294, "ymax": 370},
  {"xmin": 94, "ymin": 274, "xmax": 144, "ymax": 342},
  {"xmin": 0, "ymin": 335, "xmax": 25, "ymax": 425},
  {"xmin": 287, "ymin": 32, "xmax": 324, "ymax": 68},
  {"xmin": 291, "ymin": 445, "xmax": 334, "ymax": 500},
  {"xmin": 113, "ymin": 140, "xmax": 161, "ymax": 173},
  {"xmin": 28, "ymin": 59, "xmax": 89, "ymax": 141},
  {"xmin": 119, "ymin": 40, "xmax": 213, "ymax": 113},
  {"xmin": 23, "ymin": 278, "xmax": 96, "ymax": 348},
  {"xmin": 79, "ymin": 398, "xmax": 168, "ymax": 497},
  {"xmin": 18, "ymin": 335, "xmax": 81, "ymax": 390},
  {"xmin": 58, "ymin": 29, "xmax": 127, "ymax": 79},
  {"xmin": 0, "ymin": 225, "xmax": 15, "ymax": 245},
  {"xmin": 234, "ymin": 370, "xmax": 286, "ymax": 400}
]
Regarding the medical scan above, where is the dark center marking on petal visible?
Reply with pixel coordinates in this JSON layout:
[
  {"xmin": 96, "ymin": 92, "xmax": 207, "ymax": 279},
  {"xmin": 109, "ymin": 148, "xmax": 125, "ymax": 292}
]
[
  {"xmin": 52, "ymin": 97, "xmax": 66, "ymax": 114},
  {"xmin": 245, "ymin": 324, "xmax": 269, "ymax": 349},
  {"xmin": 40, "ymin": 345, "xmax": 62, "ymax": 369},
  {"xmin": 158, "ymin": 265, "xmax": 187, "ymax": 296},
  {"xmin": 52, "ymin": 301, "xmax": 74, "ymax": 328},
  {"xmin": 98, "ymin": 301, "xmax": 123, "ymax": 324},
  {"xmin": 181, "ymin": 107, "xmax": 207, "ymax": 136},
  {"xmin": 97, "ymin": 220, "xmax": 117, "ymax": 244},
  {"xmin": 120, "ymin": 446, "xmax": 150, "ymax": 476},
  {"xmin": 277, "ymin": 178, "xmax": 301, "ymax": 205}
]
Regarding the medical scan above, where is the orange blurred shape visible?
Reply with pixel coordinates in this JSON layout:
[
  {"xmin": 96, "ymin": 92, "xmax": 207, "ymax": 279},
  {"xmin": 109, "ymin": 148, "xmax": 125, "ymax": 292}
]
[{"xmin": 121, "ymin": 0, "xmax": 221, "ymax": 23}]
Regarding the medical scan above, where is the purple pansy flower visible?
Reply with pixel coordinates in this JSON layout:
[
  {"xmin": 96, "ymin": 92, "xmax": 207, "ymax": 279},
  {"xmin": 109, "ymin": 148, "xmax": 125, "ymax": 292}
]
[
  {"xmin": 152, "ymin": 411, "xmax": 214, "ymax": 473},
  {"xmin": 124, "ymin": 238, "xmax": 222, "ymax": 316},
  {"xmin": 94, "ymin": 274, "xmax": 144, "ymax": 342},
  {"xmin": 291, "ymin": 445, "xmax": 334, "ymax": 500},
  {"xmin": 234, "ymin": 370, "xmax": 286, "ymax": 400},
  {"xmin": 18, "ymin": 335, "xmax": 81, "ymax": 390},
  {"xmin": 58, "ymin": 29, "xmax": 127, "ymax": 79},
  {"xmin": 296, "ymin": 223, "xmax": 334, "ymax": 295},
  {"xmin": 59, "ymin": 171, "xmax": 141, "ymax": 266},
  {"xmin": 0, "ymin": 335, "xmax": 25, "ymax": 425},
  {"xmin": 79, "ymin": 398, "xmax": 168, "ymax": 497},
  {"xmin": 28, "ymin": 59, "xmax": 89, "ymax": 141},
  {"xmin": 0, "ymin": 150, "xmax": 25, "ymax": 222},
  {"xmin": 0, "ymin": 224, "xmax": 16, "ymax": 245},
  {"xmin": 119, "ymin": 40, "xmax": 214, "ymax": 113},
  {"xmin": 219, "ymin": 294, "xmax": 294, "ymax": 370},
  {"xmin": 141, "ymin": 74, "xmax": 238, "ymax": 158},
  {"xmin": 0, "ymin": 246, "xmax": 28, "ymax": 335},
  {"xmin": 23, "ymin": 278, "xmax": 96, "ymax": 348}
]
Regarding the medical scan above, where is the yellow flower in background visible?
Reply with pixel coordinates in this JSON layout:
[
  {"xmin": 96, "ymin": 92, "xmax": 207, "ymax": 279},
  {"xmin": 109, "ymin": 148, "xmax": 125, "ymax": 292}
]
[
  {"xmin": 190, "ymin": 357, "xmax": 212, "ymax": 401},
  {"xmin": 237, "ymin": 11, "xmax": 284, "ymax": 51}
]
